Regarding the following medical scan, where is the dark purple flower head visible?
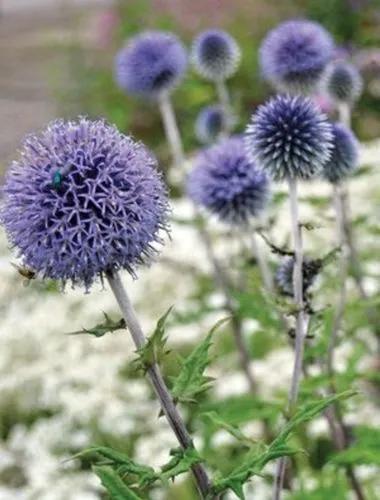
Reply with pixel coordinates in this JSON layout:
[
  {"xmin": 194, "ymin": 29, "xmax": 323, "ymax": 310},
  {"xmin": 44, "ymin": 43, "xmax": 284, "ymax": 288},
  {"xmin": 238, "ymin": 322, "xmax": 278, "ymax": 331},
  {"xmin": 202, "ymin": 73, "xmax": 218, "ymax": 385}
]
[
  {"xmin": 187, "ymin": 137, "xmax": 270, "ymax": 225},
  {"xmin": 324, "ymin": 61, "xmax": 363, "ymax": 104},
  {"xmin": 114, "ymin": 31, "xmax": 187, "ymax": 98},
  {"xmin": 260, "ymin": 20, "xmax": 334, "ymax": 93},
  {"xmin": 245, "ymin": 95, "xmax": 333, "ymax": 181},
  {"xmin": 195, "ymin": 105, "xmax": 226, "ymax": 144},
  {"xmin": 321, "ymin": 123, "xmax": 359, "ymax": 184},
  {"xmin": 276, "ymin": 257, "xmax": 321, "ymax": 297},
  {"xmin": 191, "ymin": 29, "xmax": 241, "ymax": 81},
  {"xmin": 1, "ymin": 118, "xmax": 169, "ymax": 290}
]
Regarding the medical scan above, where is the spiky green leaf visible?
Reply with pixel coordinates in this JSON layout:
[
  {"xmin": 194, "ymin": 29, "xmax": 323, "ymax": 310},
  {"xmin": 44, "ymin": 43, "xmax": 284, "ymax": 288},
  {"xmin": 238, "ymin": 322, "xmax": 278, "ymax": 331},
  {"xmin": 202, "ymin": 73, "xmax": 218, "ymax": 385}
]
[
  {"xmin": 93, "ymin": 465, "xmax": 143, "ymax": 500},
  {"xmin": 67, "ymin": 312, "xmax": 125, "ymax": 338},
  {"xmin": 160, "ymin": 447, "xmax": 203, "ymax": 482},
  {"xmin": 212, "ymin": 391, "xmax": 356, "ymax": 498},
  {"xmin": 171, "ymin": 318, "xmax": 228, "ymax": 404},
  {"xmin": 134, "ymin": 307, "xmax": 173, "ymax": 371}
]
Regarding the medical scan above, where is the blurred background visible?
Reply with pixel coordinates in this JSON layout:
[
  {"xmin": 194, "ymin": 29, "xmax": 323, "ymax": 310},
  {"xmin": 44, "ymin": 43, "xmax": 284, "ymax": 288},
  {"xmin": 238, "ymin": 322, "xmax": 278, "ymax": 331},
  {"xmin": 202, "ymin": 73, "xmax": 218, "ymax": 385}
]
[
  {"xmin": 2, "ymin": 0, "xmax": 380, "ymax": 171},
  {"xmin": 0, "ymin": 1, "xmax": 380, "ymax": 499}
]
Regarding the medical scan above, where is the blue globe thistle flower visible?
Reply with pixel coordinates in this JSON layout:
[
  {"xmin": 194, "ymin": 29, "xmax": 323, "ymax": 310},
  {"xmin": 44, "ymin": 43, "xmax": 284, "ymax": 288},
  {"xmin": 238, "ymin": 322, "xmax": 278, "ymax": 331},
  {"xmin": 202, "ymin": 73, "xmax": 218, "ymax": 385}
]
[
  {"xmin": 245, "ymin": 95, "xmax": 333, "ymax": 181},
  {"xmin": 324, "ymin": 61, "xmax": 363, "ymax": 104},
  {"xmin": 114, "ymin": 31, "xmax": 187, "ymax": 98},
  {"xmin": 275, "ymin": 257, "xmax": 321, "ymax": 297},
  {"xmin": 187, "ymin": 137, "xmax": 270, "ymax": 225},
  {"xmin": 191, "ymin": 29, "xmax": 241, "ymax": 81},
  {"xmin": 195, "ymin": 105, "xmax": 226, "ymax": 144},
  {"xmin": 1, "ymin": 118, "xmax": 169, "ymax": 290},
  {"xmin": 321, "ymin": 123, "xmax": 359, "ymax": 184},
  {"xmin": 260, "ymin": 20, "xmax": 334, "ymax": 93}
]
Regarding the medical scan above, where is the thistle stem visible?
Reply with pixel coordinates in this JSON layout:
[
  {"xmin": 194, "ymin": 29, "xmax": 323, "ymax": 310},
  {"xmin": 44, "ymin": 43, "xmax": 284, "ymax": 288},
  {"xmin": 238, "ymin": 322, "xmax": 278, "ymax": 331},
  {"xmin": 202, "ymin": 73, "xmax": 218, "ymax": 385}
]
[
  {"xmin": 250, "ymin": 229, "xmax": 274, "ymax": 292},
  {"xmin": 328, "ymin": 183, "xmax": 348, "ymax": 374},
  {"xmin": 337, "ymin": 103, "xmax": 367, "ymax": 298},
  {"xmin": 198, "ymin": 221, "xmax": 256, "ymax": 393},
  {"xmin": 273, "ymin": 178, "xmax": 308, "ymax": 500},
  {"xmin": 324, "ymin": 186, "xmax": 367, "ymax": 500},
  {"xmin": 158, "ymin": 91, "xmax": 186, "ymax": 170},
  {"xmin": 215, "ymin": 79, "xmax": 233, "ymax": 133},
  {"xmin": 106, "ymin": 270, "xmax": 212, "ymax": 499},
  {"xmin": 158, "ymin": 92, "xmax": 255, "ymax": 393}
]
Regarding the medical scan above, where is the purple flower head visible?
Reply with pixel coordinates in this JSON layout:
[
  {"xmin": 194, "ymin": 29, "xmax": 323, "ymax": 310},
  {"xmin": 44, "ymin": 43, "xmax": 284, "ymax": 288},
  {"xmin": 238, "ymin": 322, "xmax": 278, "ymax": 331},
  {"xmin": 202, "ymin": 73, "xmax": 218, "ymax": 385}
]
[
  {"xmin": 321, "ymin": 123, "xmax": 359, "ymax": 184},
  {"xmin": 191, "ymin": 29, "xmax": 241, "ymax": 81},
  {"xmin": 260, "ymin": 20, "xmax": 334, "ymax": 93},
  {"xmin": 195, "ymin": 105, "xmax": 226, "ymax": 144},
  {"xmin": 275, "ymin": 257, "xmax": 321, "ymax": 297},
  {"xmin": 245, "ymin": 95, "xmax": 333, "ymax": 181},
  {"xmin": 324, "ymin": 61, "xmax": 363, "ymax": 104},
  {"xmin": 114, "ymin": 31, "xmax": 188, "ymax": 98},
  {"xmin": 187, "ymin": 137, "xmax": 270, "ymax": 225},
  {"xmin": 0, "ymin": 118, "xmax": 170, "ymax": 290}
]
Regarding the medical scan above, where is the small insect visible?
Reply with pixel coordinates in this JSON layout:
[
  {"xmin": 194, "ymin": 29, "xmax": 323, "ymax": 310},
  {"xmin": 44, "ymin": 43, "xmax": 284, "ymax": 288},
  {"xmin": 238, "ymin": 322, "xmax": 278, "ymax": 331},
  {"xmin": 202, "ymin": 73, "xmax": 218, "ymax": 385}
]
[
  {"xmin": 11, "ymin": 263, "xmax": 37, "ymax": 284},
  {"xmin": 52, "ymin": 163, "xmax": 72, "ymax": 190},
  {"xmin": 52, "ymin": 170, "xmax": 63, "ymax": 190}
]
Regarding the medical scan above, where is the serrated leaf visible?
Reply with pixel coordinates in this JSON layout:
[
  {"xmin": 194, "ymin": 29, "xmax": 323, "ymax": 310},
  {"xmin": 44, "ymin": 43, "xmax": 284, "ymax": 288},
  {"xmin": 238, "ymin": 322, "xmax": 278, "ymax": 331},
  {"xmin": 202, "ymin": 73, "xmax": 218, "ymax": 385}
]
[
  {"xmin": 202, "ymin": 411, "xmax": 256, "ymax": 445},
  {"xmin": 67, "ymin": 312, "xmax": 125, "ymax": 338},
  {"xmin": 93, "ymin": 465, "xmax": 143, "ymax": 500},
  {"xmin": 212, "ymin": 391, "xmax": 356, "ymax": 498},
  {"xmin": 134, "ymin": 307, "xmax": 173, "ymax": 371},
  {"xmin": 330, "ymin": 426, "xmax": 380, "ymax": 466},
  {"xmin": 171, "ymin": 318, "xmax": 229, "ymax": 404},
  {"xmin": 73, "ymin": 447, "xmax": 156, "ymax": 487},
  {"xmin": 160, "ymin": 447, "xmax": 203, "ymax": 482},
  {"xmin": 272, "ymin": 390, "xmax": 356, "ymax": 446}
]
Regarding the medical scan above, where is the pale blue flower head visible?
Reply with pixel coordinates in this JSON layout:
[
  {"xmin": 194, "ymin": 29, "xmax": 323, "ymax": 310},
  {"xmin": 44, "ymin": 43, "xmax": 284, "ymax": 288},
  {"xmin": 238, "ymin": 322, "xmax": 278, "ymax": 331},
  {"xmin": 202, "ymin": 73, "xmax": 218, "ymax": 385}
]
[
  {"xmin": 245, "ymin": 95, "xmax": 333, "ymax": 181},
  {"xmin": 321, "ymin": 123, "xmax": 359, "ymax": 184},
  {"xmin": 192, "ymin": 29, "xmax": 241, "ymax": 81},
  {"xmin": 0, "ymin": 118, "xmax": 170, "ymax": 290},
  {"xmin": 187, "ymin": 137, "xmax": 270, "ymax": 225},
  {"xmin": 324, "ymin": 61, "xmax": 363, "ymax": 104},
  {"xmin": 195, "ymin": 105, "xmax": 226, "ymax": 144},
  {"xmin": 260, "ymin": 20, "xmax": 334, "ymax": 93},
  {"xmin": 115, "ymin": 31, "xmax": 187, "ymax": 98}
]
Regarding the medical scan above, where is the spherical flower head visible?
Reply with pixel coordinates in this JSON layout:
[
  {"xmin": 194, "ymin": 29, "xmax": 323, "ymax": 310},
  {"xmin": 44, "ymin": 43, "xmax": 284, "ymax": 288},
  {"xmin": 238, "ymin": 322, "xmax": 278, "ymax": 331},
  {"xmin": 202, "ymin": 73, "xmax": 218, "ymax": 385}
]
[
  {"xmin": 321, "ymin": 123, "xmax": 359, "ymax": 184},
  {"xmin": 195, "ymin": 105, "xmax": 226, "ymax": 144},
  {"xmin": 187, "ymin": 137, "xmax": 270, "ymax": 225},
  {"xmin": 260, "ymin": 20, "xmax": 334, "ymax": 93},
  {"xmin": 1, "ymin": 118, "xmax": 170, "ymax": 290},
  {"xmin": 114, "ymin": 31, "xmax": 188, "ymax": 98},
  {"xmin": 191, "ymin": 29, "xmax": 241, "ymax": 81},
  {"xmin": 324, "ymin": 61, "xmax": 363, "ymax": 104},
  {"xmin": 275, "ymin": 257, "xmax": 321, "ymax": 297},
  {"xmin": 245, "ymin": 95, "xmax": 333, "ymax": 181}
]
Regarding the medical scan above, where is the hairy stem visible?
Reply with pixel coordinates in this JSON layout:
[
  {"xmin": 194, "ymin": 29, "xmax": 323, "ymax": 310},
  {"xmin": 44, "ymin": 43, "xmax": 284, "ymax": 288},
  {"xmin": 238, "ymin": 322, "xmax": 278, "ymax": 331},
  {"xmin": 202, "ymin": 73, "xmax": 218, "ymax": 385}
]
[
  {"xmin": 158, "ymin": 91, "xmax": 186, "ymax": 170},
  {"xmin": 158, "ymin": 92, "xmax": 255, "ymax": 393},
  {"xmin": 273, "ymin": 178, "xmax": 308, "ymax": 500},
  {"xmin": 250, "ymin": 229, "xmax": 274, "ymax": 292},
  {"xmin": 106, "ymin": 270, "xmax": 212, "ymax": 499},
  {"xmin": 215, "ymin": 79, "xmax": 233, "ymax": 133},
  {"xmin": 198, "ymin": 221, "xmax": 256, "ymax": 392},
  {"xmin": 337, "ymin": 102, "xmax": 367, "ymax": 298},
  {"xmin": 328, "ymin": 183, "xmax": 348, "ymax": 374},
  {"xmin": 323, "ymin": 184, "xmax": 367, "ymax": 500}
]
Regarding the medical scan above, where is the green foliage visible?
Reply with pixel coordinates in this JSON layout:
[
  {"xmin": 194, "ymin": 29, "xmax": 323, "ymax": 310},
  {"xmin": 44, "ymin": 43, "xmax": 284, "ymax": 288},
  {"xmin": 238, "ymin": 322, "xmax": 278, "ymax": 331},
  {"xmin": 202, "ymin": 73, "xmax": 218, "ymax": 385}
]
[
  {"xmin": 76, "ymin": 445, "xmax": 203, "ymax": 497},
  {"xmin": 134, "ymin": 307, "xmax": 172, "ymax": 372},
  {"xmin": 171, "ymin": 318, "xmax": 229, "ymax": 403},
  {"xmin": 160, "ymin": 447, "xmax": 203, "ymax": 482},
  {"xmin": 331, "ymin": 426, "xmax": 380, "ymax": 466},
  {"xmin": 93, "ymin": 466, "xmax": 143, "ymax": 500},
  {"xmin": 201, "ymin": 411, "xmax": 256, "ymax": 446},
  {"xmin": 66, "ymin": 312, "xmax": 125, "ymax": 338},
  {"xmin": 211, "ymin": 391, "xmax": 356, "ymax": 498}
]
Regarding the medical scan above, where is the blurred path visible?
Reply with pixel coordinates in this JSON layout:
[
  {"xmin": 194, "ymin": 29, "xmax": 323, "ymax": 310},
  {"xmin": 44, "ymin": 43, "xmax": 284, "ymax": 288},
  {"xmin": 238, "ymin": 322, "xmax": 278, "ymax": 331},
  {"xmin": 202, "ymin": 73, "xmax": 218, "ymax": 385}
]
[{"xmin": 0, "ymin": 0, "xmax": 111, "ymax": 169}]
